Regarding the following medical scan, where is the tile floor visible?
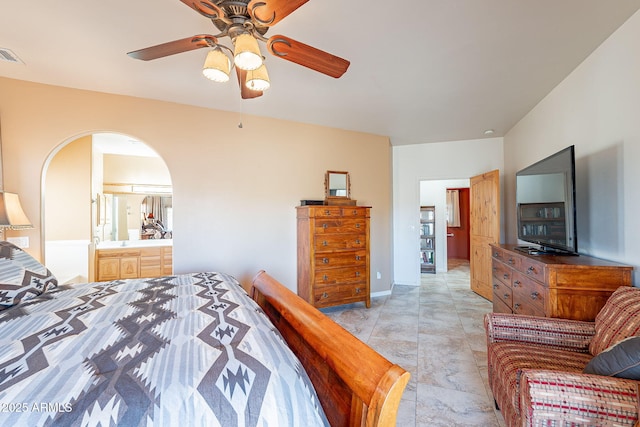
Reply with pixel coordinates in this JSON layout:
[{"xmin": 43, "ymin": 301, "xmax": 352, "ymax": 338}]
[{"xmin": 321, "ymin": 260, "xmax": 506, "ymax": 427}]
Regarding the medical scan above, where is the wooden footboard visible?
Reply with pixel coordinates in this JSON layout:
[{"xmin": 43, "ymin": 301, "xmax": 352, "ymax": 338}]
[{"xmin": 251, "ymin": 271, "xmax": 410, "ymax": 427}]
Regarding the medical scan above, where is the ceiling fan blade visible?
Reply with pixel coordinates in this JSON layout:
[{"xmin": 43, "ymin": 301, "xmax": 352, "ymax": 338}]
[
  {"xmin": 179, "ymin": 0, "xmax": 224, "ymax": 20},
  {"xmin": 127, "ymin": 35, "xmax": 218, "ymax": 60},
  {"xmin": 248, "ymin": 0, "xmax": 308, "ymax": 26},
  {"xmin": 267, "ymin": 35, "xmax": 350, "ymax": 78},
  {"xmin": 235, "ymin": 68, "xmax": 263, "ymax": 99}
]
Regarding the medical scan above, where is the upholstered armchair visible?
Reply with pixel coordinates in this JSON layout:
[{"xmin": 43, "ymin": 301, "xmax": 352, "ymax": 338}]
[{"xmin": 485, "ymin": 286, "xmax": 640, "ymax": 427}]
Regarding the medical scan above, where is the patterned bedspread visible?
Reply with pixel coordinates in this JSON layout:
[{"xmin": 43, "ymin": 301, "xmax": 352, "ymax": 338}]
[{"xmin": 0, "ymin": 272, "xmax": 329, "ymax": 427}]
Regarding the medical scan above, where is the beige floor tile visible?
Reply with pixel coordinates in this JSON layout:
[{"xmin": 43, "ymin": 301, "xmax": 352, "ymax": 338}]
[{"xmin": 322, "ymin": 259, "xmax": 503, "ymax": 426}]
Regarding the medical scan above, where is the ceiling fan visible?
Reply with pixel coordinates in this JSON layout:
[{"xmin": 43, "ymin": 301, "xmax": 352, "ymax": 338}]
[{"xmin": 127, "ymin": 0, "xmax": 350, "ymax": 99}]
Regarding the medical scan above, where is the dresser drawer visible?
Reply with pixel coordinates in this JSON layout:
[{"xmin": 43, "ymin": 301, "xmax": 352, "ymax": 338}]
[
  {"xmin": 314, "ymin": 251, "xmax": 367, "ymax": 268},
  {"xmin": 513, "ymin": 272, "xmax": 546, "ymax": 316},
  {"xmin": 492, "ymin": 260, "xmax": 513, "ymax": 286},
  {"xmin": 520, "ymin": 258, "xmax": 545, "ymax": 281},
  {"xmin": 491, "ymin": 246, "xmax": 507, "ymax": 263},
  {"xmin": 492, "ymin": 248, "xmax": 522, "ymax": 270},
  {"xmin": 314, "ymin": 218, "xmax": 367, "ymax": 234},
  {"xmin": 513, "ymin": 299, "xmax": 545, "ymax": 317},
  {"xmin": 502, "ymin": 252, "xmax": 521, "ymax": 271},
  {"xmin": 315, "ymin": 266, "xmax": 366, "ymax": 285},
  {"xmin": 314, "ymin": 283, "xmax": 367, "ymax": 306},
  {"xmin": 341, "ymin": 207, "xmax": 369, "ymax": 218},
  {"xmin": 314, "ymin": 234, "xmax": 366, "ymax": 251},
  {"xmin": 492, "ymin": 278, "xmax": 512, "ymax": 308},
  {"xmin": 312, "ymin": 207, "xmax": 343, "ymax": 218},
  {"xmin": 493, "ymin": 297, "xmax": 512, "ymax": 314}
]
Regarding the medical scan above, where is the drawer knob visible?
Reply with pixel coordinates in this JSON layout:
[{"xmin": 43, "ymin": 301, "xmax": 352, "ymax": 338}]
[
  {"xmin": 508, "ymin": 258, "xmax": 514, "ymax": 265},
  {"xmin": 355, "ymin": 271, "xmax": 361, "ymax": 277},
  {"xmin": 322, "ymin": 258, "xmax": 329, "ymax": 264},
  {"xmin": 493, "ymin": 252, "xmax": 499, "ymax": 257},
  {"xmin": 355, "ymin": 255, "xmax": 361, "ymax": 261},
  {"xmin": 514, "ymin": 303, "xmax": 521, "ymax": 310},
  {"xmin": 352, "ymin": 210, "xmax": 357, "ymax": 215},
  {"xmin": 355, "ymin": 239, "xmax": 361, "ymax": 245},
  {"xmin": 531, "ymin": 291, "xmax": 539, "ymax": 300},
  {"xmin": 503, "ymin": 293, "xmax": 510, "ymax": 299},
  {"xmin": 323, "ymin": 274, "xmax": 328, "ymax": 281},
  {"xmin": 513, "ymin": 280, "xmax": 521, "ymax": 287},
  {"xmin": 323, "ymin": 223, "xmax": 328, "ymax": 229},
  {"xmin": 356, "ymin": 223, "xmax": 360, "ymax": 228},
  {"xmin": 355, "ymin": 287, "xmax": 361, "ymax": 294},
  {"xmin": 503, "ymin": 273, "xmax": 509, "ymax": 279},
  {"xmin": 322, "ymin": 292, "xmax": 329, "ymax": 299},
  {"xmin": 324, "ymin": 210, "xmax": 331, "ymax": 215},
  {"xmin": 493, "ymin": 283, "xmax": 499, "ymax": 289},
  {"xmin": 527, "ymin": 266, "xmax": 535, "ymax": 274},
  {"xmin": 322, "ymin": 241, "xmax": 328, "ymax": 246}
]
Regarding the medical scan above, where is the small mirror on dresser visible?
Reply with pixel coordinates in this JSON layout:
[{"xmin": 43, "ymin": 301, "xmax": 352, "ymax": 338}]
[{"xmin": 325, "ymin": 171, "xmax": 356, "ymax": 205}]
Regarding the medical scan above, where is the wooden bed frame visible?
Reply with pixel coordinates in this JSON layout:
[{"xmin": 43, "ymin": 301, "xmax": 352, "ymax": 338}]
[{"xmin": 250, "ymin": 271, "xmax": 410, "ymax": 427}]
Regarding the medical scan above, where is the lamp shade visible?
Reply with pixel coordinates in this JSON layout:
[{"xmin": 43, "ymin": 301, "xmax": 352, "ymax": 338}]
[
  {"xmin": 0, "ymin": 192, "xmax": 32, "ymax": 229},
  {"xmin": 233, "ymin": 33, "xmax": 262, "ymax": 71},
  {"xmin": 246, "ymin": 64, "xmax": 271, "ymax": 91},
  {"xmin": 202, "ymin": 49, "xmax": 230, "ymax": 82}
]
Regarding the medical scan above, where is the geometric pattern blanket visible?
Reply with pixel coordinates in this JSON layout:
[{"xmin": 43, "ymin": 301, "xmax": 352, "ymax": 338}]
[{"xmin": 0, "ymin": 272, "xmax": 329, "ymax": 427}]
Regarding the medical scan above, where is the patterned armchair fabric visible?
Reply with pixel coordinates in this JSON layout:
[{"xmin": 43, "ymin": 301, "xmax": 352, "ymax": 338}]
[{"xmin": 485, "ymin": 286, "xmax": 640, "ymax": 427}]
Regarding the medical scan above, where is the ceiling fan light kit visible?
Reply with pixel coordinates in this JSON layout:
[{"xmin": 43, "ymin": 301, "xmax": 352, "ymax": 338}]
[
  {"xmin": 246, "ymin": 64, "xmax": 270, "ymax": 91},
  {"xmin": 127, "ymin": 0, "xmax": 350, "ymax": 99},
  {"xmin": 202, "ymin": 48, "xmax": 231, "ymax": 82},
  {"xmin": 233, "ymin": 33, "xmax": 263, "ymax": 71}
]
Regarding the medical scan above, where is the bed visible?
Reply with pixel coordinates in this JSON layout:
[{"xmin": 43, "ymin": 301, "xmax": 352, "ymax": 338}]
[{"xmin": 0, "ymin": 241, "xmax": 409, "ymax": 426}]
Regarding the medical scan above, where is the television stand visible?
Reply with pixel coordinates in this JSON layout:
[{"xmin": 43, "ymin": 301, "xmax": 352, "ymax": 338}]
[{"xmin": 490, "ymin": 243, "xmax": 633, "ymax": 321}]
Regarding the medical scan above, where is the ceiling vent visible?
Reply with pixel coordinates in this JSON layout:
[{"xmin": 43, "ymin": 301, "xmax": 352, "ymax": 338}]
[{"xmin": 0, "ymin": 48, "xmax": 23, "ymax": 64}]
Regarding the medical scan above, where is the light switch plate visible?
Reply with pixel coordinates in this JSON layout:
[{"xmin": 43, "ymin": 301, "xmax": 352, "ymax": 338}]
[{"xmin": 7, "ymin": 236, "xmax": 29, "ymax": 249}]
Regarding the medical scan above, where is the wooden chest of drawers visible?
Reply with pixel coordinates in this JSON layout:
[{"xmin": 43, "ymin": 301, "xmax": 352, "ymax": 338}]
[
  {"xmin": 490, "ymin": 244, "xmax": 632, "ymax": 321},
  {"xmin": 297, "ymin": 205, "xmax": 370, "ymax": 308}
]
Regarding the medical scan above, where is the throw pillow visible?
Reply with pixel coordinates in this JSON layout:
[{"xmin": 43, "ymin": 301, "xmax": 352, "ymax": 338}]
[
  {"xmin": 0, "ymin": 241, "xmax": 58, "ymax": 310},
  {"xmin": 584, "ymin": 336, "xmax": 640, "ymax": 380},
  {"xmin": 590, "ymin": 286, "xmax": 640, "ymax": 355}
]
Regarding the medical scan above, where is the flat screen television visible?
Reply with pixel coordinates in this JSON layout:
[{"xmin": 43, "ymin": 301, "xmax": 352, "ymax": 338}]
[{"xmin": 516, "ymin": 145, "xmax": 578, "ymax": 255}]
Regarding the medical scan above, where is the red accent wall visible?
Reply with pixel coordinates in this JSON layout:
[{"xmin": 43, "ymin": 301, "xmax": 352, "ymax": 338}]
[{"xmin": 446, "ymin": 187, "xmax": 470, "ymax": 260}]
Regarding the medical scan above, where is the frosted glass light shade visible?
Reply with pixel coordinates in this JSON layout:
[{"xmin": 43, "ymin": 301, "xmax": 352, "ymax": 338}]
[
  {"xmin": 202, "ymin": 49, "xmax": 230, "ymax": 82},
  {"xmin": 233, "ymin": 34, "xmax": 262, "ymax": 71},
  {"xmin": 245, "ymin": 64, "xmax": 270, "ymax": 91},
  {"xmin": 0, "ymin": 192, "xmax": 32, "ymax": 229}
]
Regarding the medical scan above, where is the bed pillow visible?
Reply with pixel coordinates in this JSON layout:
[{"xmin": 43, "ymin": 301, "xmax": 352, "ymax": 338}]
[
  {"xmin": 584, "ymin": 336, "xmax": 640, "ymax": 380},
  {"xmin": 0, "ymin": 241, "xmax": 58, "ymax": 310}
]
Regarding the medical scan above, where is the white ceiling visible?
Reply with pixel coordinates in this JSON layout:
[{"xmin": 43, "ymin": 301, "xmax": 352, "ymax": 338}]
[{"xmin": 2, "ymin": 1, "xmax": 639, "ymax": 145}]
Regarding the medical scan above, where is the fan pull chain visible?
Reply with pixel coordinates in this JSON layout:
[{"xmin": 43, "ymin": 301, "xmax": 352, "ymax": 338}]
[{"xmin": 238, "ymin": 100, "xmax": 244, "ymax": 129}]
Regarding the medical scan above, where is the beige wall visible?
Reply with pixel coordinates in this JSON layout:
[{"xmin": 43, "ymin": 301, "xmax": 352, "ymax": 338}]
[
  {"xmin": 392, "ymin": 138, "xmax": 504, "ymax": 285},
  {"xmin": 103, "ymin": 154, "xmax": 171, "ymax": 186},
  {"xmin": 44, "ymin": 136, "xmax": 92, "ymax": 241},
  {"xmin": 0, "ymin": 77, "xmax": 392, "ymax": 292}
]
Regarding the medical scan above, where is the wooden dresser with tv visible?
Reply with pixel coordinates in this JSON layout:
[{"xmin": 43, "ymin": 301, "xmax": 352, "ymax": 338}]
[
  {"xmin": 490, "ymin": 243, "xmax": 632, "ymax": 321},
  {"xmin": 296, "ymin": 205, "xmax": 370, "ymax": 308}
]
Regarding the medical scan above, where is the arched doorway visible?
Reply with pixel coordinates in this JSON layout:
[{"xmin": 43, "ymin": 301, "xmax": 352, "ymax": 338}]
[{"xmin": 43, "ymin": 132, "xmax": 172, "ymax": 283}]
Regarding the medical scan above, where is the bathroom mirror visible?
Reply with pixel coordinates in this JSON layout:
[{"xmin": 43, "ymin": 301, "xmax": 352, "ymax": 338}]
[
  {"xmin": 100, "ymin": 193, "xmax": 172, "ymax": 243},
  {"xmin": 325, "ymin": 171, "xmax": 350, "ymax": 200}
]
